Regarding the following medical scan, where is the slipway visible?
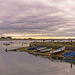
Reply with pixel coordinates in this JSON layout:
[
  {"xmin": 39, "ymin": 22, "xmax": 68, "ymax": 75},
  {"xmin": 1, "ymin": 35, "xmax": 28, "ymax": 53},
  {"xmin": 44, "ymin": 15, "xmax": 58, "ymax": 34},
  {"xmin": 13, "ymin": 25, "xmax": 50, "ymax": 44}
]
[{"xmin": 62, "ymin": 51, "xmax": 75, "ymax": 57}]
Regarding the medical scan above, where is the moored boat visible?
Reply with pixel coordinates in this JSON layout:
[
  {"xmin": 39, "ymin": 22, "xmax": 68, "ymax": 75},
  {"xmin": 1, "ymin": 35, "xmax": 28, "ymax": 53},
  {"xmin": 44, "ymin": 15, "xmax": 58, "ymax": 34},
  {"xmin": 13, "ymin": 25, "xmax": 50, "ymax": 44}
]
[
  {"xmin": 36, "ymin": 47, "xmax": 47, "ymax": 52},
  {"xmin": 28, "ymin": 47, "xmax": 37, "ymax": 50},
  {"xmin": 62, "ymin": 51, "xmax": 75, "ymax": 58},
  {"xmin": 3, "ymin": 43, "xmax": 11, "ymax": 46},
  {"xmin": 50, "ymin": 46, "xmax": 65, "ymax": 54},
  {"xmin": 40, "ymin": 48, "xmax": 52, "ymax": 52}
]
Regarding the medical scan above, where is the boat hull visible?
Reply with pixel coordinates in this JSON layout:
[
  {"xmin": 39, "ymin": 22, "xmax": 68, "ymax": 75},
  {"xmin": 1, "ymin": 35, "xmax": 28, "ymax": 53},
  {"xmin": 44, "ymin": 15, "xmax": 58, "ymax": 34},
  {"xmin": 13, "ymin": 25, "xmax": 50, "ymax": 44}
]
[{"xmin": 50, "ymin": 46, "xmax": 65, "ymax": 54}]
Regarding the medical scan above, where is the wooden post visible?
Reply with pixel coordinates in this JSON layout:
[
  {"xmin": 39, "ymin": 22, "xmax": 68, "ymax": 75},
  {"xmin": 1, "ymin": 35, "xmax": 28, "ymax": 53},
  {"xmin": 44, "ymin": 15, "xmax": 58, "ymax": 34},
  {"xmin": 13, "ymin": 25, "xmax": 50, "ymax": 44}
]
[{"xmin": 49, "ymin": 51, "xmax": 51, "ymax": 56}]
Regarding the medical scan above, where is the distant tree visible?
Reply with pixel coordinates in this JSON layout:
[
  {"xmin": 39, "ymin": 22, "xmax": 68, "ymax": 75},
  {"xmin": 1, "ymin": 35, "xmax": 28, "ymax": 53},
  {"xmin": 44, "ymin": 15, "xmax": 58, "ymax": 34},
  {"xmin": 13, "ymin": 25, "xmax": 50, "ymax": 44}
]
[
  {"xmin": 1, "ymin": 37, "xmax": 6, "ymax": 39},
  {"xmin": 28, "ymin": 38, "xmax": 33, "ymax": 40},
  {"xmin": 6, "ymin": 36, "xmax": 12, "ymax": 39}
]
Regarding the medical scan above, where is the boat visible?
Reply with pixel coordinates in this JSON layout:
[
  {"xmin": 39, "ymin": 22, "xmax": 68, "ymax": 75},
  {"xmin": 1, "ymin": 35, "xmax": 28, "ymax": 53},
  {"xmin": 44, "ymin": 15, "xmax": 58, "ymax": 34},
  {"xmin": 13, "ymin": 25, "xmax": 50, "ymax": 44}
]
[
  {"xmin": 28, "ymin": 47, "xmax": 37, "ymax": 50},
  {"xmin": 9, "ymin": 42, "xmax": 13, "ymax": 44},
  {"xmin": 62, "ymin": 51, "xmax": 75, "ymax": 58},
  {"xmin": 50, "ymin": 46, "xmax": 65, "ymax": 54},
  {"xmin": 36, "ymin": 47, "xmax": 47, "ymax": 52},
  {"xmin": 40, "ymin": 48, "xmax": 52, "ymax": 52},
  {"xmin": 3, "ymin": 43, "xmax": 11, "ymax": 46}
]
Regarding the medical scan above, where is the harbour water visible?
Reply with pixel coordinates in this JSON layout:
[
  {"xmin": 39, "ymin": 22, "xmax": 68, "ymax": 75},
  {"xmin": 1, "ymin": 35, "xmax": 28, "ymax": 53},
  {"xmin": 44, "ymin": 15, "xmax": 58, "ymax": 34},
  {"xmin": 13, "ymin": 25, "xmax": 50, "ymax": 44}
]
[{"xmin": 0, "ymin": 40, "xmax": 75, "ymax": 75}]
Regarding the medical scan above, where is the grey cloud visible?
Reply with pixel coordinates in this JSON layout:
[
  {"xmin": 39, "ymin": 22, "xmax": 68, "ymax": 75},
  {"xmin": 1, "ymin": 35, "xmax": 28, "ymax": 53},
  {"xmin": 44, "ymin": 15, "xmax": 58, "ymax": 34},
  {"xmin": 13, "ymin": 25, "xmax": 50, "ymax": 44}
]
[{"xmin": 0, "ymin": 0, "xmax": 75, "ymax": 37}]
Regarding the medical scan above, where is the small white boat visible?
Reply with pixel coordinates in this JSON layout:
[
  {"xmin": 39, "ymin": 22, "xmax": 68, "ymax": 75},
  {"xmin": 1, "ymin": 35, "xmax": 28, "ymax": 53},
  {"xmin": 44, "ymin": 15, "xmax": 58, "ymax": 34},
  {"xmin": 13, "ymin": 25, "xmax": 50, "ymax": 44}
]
[
  {"xmin": 50, "ymin": 46, "xmax": 65, "ymax": 54},
  {"xmin": 36, "ymin": 47, "xmax": 46, "ymax": 50},
  {"xmin": 36, "ymin": 47, "xmax": 47, "ymax": 51},
  {"xmin": 40, "ymin": 48, "xmax": 52, "ymax": 52}
]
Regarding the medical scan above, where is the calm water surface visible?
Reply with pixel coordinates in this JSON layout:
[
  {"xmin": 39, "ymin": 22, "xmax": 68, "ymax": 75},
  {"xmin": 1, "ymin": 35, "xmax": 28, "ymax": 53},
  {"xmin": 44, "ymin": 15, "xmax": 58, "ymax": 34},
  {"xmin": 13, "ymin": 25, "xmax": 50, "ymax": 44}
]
[{"xmin": 0, "ymin": 40, "xmax": 75, "ymax": 75}]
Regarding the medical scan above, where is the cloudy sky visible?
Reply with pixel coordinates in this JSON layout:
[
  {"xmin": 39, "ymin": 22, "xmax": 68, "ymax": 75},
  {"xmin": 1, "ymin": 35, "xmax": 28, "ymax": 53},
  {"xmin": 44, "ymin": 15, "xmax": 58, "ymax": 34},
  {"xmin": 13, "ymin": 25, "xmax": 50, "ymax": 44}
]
[{"xmin": 0, "ymin": 0, "xmax": 75, "ymax": 38}]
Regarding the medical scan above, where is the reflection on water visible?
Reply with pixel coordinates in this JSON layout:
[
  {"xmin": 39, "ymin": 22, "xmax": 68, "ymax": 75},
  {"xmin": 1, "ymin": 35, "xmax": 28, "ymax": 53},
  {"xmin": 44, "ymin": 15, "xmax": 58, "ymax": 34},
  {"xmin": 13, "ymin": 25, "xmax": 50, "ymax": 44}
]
[
  {"xmin": 50, "ymin": 58, "xmax": 75, "ymax": 69},
  {"xmin": 0, "ymin": 40, "xmax": 75, "ymax": 75},
  {"xmin": 71, "ymin": 63, "xmax": 72, "ymax": 68}
]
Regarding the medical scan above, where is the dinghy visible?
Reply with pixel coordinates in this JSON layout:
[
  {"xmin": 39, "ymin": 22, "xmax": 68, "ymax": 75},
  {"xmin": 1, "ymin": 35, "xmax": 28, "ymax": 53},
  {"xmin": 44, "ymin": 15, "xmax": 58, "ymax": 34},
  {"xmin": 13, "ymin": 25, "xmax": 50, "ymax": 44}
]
[
  {"xmin": 40, "ymin": 48, "xmax": 52, "ymax": 52},
  {"xmin": 36, "ymin": 47, "xmax": 47, "ymax": 52},
  {"xmin": 3, "ymin": 43, "xmax": 11, "ymax": 46},
  {"xmin": 50, "ymin": 46, "xmax": 65, "ymax": 54},
  {"xmin": 28, "ymin": 47, "xmax": 37, "ymax": 50},
  {"xmin": 62, "ymin": 51, "xmax": 75, "ymax": 58}
]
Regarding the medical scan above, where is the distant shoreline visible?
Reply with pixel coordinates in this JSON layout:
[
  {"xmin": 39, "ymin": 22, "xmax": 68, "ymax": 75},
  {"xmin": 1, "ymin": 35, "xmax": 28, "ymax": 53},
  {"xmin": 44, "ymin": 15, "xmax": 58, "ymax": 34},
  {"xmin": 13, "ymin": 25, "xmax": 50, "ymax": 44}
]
[{"xmin": 1, "ymin": 39, "xmax": 75, "ymax": 40}]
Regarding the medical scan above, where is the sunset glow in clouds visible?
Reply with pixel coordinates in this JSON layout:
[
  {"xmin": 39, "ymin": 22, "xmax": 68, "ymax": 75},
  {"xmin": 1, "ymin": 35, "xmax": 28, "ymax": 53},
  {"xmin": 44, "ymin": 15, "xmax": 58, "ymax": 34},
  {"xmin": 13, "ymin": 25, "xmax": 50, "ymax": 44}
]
[{"xmin": 0, "ymin": 0, "xmax": 75, "ymax": 38}]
